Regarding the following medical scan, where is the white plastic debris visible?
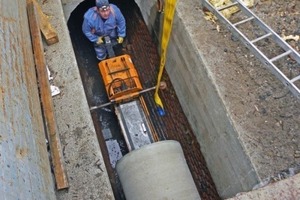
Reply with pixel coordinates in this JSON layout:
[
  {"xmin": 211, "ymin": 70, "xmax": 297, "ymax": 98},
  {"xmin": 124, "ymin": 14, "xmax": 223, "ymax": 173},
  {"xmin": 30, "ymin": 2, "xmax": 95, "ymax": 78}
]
[
  {"xmin": 50, "ymin": 85, "xmax": 60, "ymax": 97},
  {"xmin": 205, "ymin": 0, "xmax": 255, "ymax": 21},
  {"xmin": 47, "ymin": 66, "xmax": 61, "ymax": 96},
  {"xmin": 47, "ymin": 66, "xmax": 53, "ymax": 80},
  {"xmin": 282, "ymin": 34, "xmax": 300, "ymax": 42}
]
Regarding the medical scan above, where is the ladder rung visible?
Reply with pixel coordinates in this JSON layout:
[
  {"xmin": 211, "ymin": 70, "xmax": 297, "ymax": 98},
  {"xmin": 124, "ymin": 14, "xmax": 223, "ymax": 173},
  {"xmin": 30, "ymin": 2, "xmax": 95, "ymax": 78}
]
[
  {"xmin": 251, "ymin": 32, "xmax": 273, "ymax": 43},
  {"xmin": 217, "ymin": 2, "xmax": 239, "ymax": 11},
  {"xmin": 270, "ymin": 50, "xmax": 292, "ymax": 62},
  {"xmin": 233, "ymin": 16, "xmax": 254, "ymax": 26},
  {"xmin": 291, "ymin": 75, "xmax": 300, "ymax": 83}
]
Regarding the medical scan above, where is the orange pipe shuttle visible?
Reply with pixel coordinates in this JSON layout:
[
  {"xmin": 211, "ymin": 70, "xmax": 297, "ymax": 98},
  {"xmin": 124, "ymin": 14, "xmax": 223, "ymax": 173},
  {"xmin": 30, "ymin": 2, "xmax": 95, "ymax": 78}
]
[{"xmin": 98, "ymin": 54, "xmax": 143, "ymax": 102}]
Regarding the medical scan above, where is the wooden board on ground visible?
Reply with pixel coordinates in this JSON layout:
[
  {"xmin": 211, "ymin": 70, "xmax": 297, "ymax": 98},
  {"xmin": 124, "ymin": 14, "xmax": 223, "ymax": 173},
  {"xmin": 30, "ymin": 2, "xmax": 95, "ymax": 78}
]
[
  {"xmin": 27, "ymin": 1, "xmax": 68, "ymax": 190},
  {"xmin": 27, "ymin": 0, "xmax": 59, "ymax": 45}
]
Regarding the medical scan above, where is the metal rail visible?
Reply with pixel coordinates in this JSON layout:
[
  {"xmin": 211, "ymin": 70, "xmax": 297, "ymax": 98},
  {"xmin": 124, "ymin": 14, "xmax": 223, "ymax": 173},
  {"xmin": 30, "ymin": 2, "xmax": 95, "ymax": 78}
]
[
  {"xmin": 89, "ymin": 86, "xmax": 156, "ymax": 111},
  {"xmin": 202, "ymin": 0, "xmax": 300, "ymax": 99}
]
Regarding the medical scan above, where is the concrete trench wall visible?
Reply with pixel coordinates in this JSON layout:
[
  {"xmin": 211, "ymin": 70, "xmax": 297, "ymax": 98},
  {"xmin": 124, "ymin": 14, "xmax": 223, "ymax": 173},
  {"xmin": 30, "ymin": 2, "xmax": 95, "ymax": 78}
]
[
  {"xmin": 165, "ymin": 14, "xmax": 259, "ymax": 197},
  {"xmin": 0, "ymin": 0, "xmax": 56, "ymax": 199}
]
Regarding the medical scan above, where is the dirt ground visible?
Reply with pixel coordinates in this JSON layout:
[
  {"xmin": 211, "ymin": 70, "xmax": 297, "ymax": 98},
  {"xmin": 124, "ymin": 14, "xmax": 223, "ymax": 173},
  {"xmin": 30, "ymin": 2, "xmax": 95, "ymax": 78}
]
[{"xmin": 207, "ymin": 0, "xmax": 300, "ymax": 185}]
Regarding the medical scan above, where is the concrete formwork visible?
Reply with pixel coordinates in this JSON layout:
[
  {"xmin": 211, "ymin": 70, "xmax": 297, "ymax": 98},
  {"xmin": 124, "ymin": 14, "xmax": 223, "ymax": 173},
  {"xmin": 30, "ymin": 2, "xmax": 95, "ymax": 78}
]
[{"xmin": 0, "ymin": 0, "xmax": 55, "ymax": 199}]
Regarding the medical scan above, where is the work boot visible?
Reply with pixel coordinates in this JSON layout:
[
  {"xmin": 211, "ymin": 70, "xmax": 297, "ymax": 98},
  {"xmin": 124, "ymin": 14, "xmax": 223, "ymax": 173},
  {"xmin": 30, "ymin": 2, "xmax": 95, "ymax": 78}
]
[{"xmin": 97, "ymin": 54, "xmax": 107, "ymax": 61}]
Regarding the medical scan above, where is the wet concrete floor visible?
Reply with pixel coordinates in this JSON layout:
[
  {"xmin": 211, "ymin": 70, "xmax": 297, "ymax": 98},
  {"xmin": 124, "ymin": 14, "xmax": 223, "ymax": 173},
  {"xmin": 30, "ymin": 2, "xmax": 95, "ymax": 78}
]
[{"xmin": 67, "ymin": 0, "xmax": 220, "ymax": 199}]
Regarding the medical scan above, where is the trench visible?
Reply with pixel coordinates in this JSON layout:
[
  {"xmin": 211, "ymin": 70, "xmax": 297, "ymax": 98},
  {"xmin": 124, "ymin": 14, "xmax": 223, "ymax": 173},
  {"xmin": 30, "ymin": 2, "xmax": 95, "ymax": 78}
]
[{"xmin": 67, "ymin": 0, "xmax": 220, "ymax": 199}]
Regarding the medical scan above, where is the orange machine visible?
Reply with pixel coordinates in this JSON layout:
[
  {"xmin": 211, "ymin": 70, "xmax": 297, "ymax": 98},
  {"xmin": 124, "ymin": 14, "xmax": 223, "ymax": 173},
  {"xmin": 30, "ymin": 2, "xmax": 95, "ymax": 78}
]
[
  {"xmin": 98, "ymin": 54, "xmax": 143, "ymax": 103},
  {"xmin": 97, "ymin": 53, "xmax": 158, "ymax": 150}
]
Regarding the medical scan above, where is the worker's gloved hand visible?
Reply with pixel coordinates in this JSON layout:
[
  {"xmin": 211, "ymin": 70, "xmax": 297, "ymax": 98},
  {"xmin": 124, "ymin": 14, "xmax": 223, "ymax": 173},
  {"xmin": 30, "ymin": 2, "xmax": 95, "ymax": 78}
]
[
  {"xmin": 96, "ymin": 36, "xmax": 104, "ymax": 45},
  {"xmin": 117, "ymin": 37, "xmax": 124, "ymax": 44}
]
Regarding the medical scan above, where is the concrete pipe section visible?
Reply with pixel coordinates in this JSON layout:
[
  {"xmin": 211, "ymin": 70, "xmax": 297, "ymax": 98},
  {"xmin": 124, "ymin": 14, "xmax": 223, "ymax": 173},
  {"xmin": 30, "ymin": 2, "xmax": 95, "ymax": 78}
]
[{"xmin": 116, "ymin": 140, "xmax": 201, "ymax": 200}]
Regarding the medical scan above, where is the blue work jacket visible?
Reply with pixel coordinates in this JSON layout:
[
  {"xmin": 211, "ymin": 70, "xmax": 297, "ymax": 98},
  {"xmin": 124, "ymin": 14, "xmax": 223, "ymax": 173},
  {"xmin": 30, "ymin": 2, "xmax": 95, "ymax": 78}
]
[{"xmin": 82, "ymin": 4, "xmax": 126, "ymax": 43}]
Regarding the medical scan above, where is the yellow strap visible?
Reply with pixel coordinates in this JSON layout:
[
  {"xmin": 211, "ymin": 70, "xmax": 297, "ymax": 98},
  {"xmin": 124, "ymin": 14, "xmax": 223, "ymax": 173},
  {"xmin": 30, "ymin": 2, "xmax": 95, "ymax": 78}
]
[{"xmin": 154, "ymin": 0, "xmax": 177, "ymax": 110}]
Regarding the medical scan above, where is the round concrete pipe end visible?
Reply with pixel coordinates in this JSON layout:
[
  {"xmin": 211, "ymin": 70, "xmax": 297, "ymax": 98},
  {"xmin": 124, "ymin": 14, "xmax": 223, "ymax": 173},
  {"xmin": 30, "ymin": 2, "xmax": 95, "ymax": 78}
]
[{"xmin": 116, "ymin": 140, "xmax": 201, "ymax": 200}]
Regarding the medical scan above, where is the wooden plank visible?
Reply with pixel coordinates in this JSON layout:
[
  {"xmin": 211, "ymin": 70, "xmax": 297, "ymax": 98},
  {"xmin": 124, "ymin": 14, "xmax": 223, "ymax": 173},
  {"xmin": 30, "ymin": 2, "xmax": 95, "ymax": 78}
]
[
  {"xmin": 27, "ymin": 0, "xmax": 59, "ymax": 45},
  {"xmin": 27, "ymin": 1, "xmax": 69, "ymax": 190}
]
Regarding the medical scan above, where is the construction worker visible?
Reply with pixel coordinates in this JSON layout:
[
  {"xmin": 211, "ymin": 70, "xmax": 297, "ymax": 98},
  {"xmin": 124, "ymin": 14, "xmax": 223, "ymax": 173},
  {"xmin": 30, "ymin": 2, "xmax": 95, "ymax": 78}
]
[{"xmin": 82, "ymin": 0, "xmax": 126, "ymax": 60}]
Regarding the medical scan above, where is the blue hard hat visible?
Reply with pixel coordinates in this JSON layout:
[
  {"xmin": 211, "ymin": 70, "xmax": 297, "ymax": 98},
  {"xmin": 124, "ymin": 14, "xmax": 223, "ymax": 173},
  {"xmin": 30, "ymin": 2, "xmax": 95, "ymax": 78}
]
[{"xmin": 96, "ymin": 0, "xmax": 109, "ymax": 8}]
